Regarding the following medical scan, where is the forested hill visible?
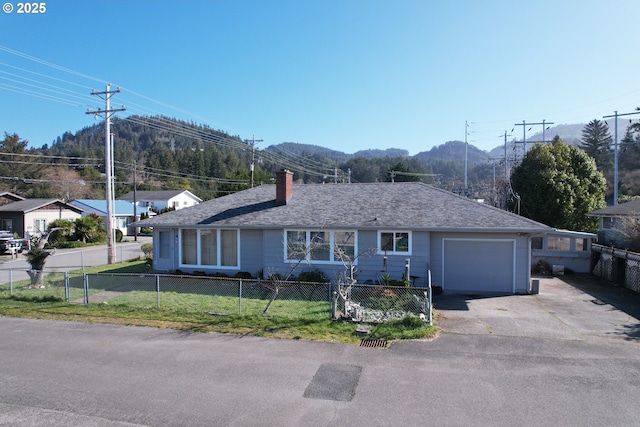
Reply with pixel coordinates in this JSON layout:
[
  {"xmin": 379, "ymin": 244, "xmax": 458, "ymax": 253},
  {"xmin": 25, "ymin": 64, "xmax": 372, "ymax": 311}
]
[{"xmin": 5, "ymin": 114, "xmax": 634, "ymax": 205}]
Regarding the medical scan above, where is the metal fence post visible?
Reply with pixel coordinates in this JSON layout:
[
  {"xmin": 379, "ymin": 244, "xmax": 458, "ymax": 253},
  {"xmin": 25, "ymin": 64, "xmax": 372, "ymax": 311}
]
[
  {"xmin": 83, "ymin": 273, "xmax": 88, "ymax": 304},
  {"xmin": 238, "ymin": 279, "xmax": 242, "ymax": 314},
  {"xmin": 427, "ymin": 270, "xmax": 432, "ymax": 325},
  {"xmin": 331, "ymin": 290, "xmax": 338, "ymax": 320},
  {"xmin": 9, "ymin": 269, "xmax": 13, "ymax": 296},
  {"xmin": 64, "ymin": 271, "xmax": 69, "ymax": 302},
  {"xmin": 156, "ymin": 275, "xmax": 160, "ymax": 309}
]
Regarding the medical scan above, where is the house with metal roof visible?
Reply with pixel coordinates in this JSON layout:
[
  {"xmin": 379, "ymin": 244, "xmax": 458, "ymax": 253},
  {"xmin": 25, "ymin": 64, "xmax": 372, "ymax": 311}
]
[
  {"xmin": 69, "ymin": 199, "xmax": 155, "ymax": 236},
  {"xmin": 137, "ymin": 170, "xmax": 553, "ymax": 294},
  {"xmin": 0, "ymin": 198, "xmax": 83, "ymax": 238}
]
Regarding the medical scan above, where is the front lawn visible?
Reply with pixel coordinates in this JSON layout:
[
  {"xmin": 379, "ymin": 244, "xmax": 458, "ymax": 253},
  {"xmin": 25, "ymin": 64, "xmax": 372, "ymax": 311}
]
[{"xmin": 0, "ymin": 260, "xmax": 437, "ymax": 344}]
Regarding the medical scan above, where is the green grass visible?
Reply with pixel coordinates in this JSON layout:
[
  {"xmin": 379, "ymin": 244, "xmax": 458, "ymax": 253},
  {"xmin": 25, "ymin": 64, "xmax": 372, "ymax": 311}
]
[{"xmin": 0, "ymin": 259, "xmax": 437, "ymax": 344}]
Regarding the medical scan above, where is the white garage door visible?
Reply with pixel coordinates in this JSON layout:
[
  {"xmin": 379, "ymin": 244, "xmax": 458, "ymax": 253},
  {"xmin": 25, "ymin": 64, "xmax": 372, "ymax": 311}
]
[{"xmin": 443, "ymin": 239, "xmax": 515, "ymax": 293}]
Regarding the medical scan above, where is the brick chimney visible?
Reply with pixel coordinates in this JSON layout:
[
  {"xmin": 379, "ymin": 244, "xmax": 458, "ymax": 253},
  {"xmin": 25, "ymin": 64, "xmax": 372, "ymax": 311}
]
[{"xmin": 275, "ymin": 169, "xmax": 293, "ymax": 205}]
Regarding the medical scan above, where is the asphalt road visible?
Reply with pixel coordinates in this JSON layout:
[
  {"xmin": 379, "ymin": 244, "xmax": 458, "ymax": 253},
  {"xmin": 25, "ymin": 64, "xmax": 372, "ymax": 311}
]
[
  {"xmin": 1, "ymin": 276, "xmax": 640, "ymax": 426},
  {"xmin": 0, "ymin": 236, "xmax": 152, "ymax": 284}
]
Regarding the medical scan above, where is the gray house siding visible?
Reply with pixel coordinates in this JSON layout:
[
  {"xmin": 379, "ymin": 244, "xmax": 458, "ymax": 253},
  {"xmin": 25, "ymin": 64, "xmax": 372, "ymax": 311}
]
[{"xmin": 240, "ymin": 229, "xmax": 263, "ymax": 276}]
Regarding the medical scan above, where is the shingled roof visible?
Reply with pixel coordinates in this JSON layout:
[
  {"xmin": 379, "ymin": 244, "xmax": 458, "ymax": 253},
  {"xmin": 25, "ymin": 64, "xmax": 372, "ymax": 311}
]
[
  {"xmin": 137, "ymin": 182, "xmax": 551, "ymax": 233},
  {"xmin": 587, "ymin": 199, "xmax": 640, "ymax": 217},
  {"xmin": 0, "ymin": 198, "xmax": 83, "ymax": 214}
]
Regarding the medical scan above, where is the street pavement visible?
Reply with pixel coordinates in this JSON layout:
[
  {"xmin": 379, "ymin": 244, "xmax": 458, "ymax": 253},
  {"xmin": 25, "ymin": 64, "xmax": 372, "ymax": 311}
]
[
  {"xmin": 0, "ymin": 236, "xmax": 152, "ymax": 284},
  {"xmin": 1, "ymin": 274, "xmax": 639, "ymax": 426}
]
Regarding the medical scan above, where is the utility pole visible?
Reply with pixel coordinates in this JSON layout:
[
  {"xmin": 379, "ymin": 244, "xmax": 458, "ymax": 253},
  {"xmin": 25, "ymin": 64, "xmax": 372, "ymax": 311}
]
[
  {"xmin": 464, "ymin": 120, "xmax": 469, "ymax": 192},
  {"xmin": 86, "ymin": 84, "xmax": 125, "ymax": 264},
  {"xmin": 133, "ymin": 160, "xmax": 138, "ymax": 242},
  {"xmin": 246, "ymin": 135, "xmax": 263, "ymax": 188},
  {"xmin": 603, "ymin": 110, "xmax": 640, "ymax": 205},
  {"xmin": 514, "ymin": 120, "xmax": 554, "ymax": 159}
]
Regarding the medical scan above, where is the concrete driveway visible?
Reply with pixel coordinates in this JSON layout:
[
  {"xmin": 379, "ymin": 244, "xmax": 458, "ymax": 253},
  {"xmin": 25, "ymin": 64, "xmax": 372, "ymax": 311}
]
[{"xmin": 434, "ymin": 274, "xmax": 640, "ymax": 341}]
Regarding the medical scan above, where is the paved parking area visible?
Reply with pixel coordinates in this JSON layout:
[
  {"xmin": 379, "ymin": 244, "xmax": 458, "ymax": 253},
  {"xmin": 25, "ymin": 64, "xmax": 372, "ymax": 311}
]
[{"xmin": 434, "ymin": 274, "xmax": 640, "ymax": 341}]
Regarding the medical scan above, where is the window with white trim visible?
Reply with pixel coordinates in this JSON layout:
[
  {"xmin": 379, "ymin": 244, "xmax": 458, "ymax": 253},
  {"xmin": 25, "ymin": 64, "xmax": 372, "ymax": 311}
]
[
  {"xmin": 285, "ymin": 230, "xmax": 357, "ymax": 263},
  {"xmin": 378, "ymin": 231, "xmax": 411, "ymax": 254},
  {"xmin": 180, "ymin": 228, "xmax": 239, "ymax": 268},
  {"xmin": 34, "ymin": 219, "xmax": 47, "ymax": 234}
]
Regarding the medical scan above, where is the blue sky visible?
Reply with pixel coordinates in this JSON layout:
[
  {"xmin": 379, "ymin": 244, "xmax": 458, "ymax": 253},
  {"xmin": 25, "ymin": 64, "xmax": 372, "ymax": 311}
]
[{"xmin": 1, "ymin": 0, "xmax": 639, "ymax": 155}]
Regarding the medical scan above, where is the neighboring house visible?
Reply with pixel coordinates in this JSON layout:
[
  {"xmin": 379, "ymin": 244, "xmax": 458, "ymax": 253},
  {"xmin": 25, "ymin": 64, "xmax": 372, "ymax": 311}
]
[
  {"xmin": 0, "ymin": 192, "xmax": 25, "ymax": 230},
  {"xmin": 69, "ymin": 199, "xmax": 154, "ymax": 236},
  {"xmin": 0, "ymin": 192, "xmax": 25, "ymax": 206},
  {"xmin": 0, "ymin": 198, "xmax": 83, "ymax": 238},
  {"xmin": 587, "ymin": 199, "xmax": 640, "ymax": 247},
  {"xmin": 531, "ymin": 230, "xmax": 596, "ymax": 274},
  {"xmin": 137, "ymin": 170, "xmax": 554, "ymax": 294},
  {"xmin": 118, "ymin": 190, "xmax": 202, "ymax": 212}
]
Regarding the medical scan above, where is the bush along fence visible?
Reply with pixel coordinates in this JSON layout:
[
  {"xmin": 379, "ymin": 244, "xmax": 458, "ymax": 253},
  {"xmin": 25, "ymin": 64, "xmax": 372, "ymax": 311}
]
[
  {"xmin": 592, "ymin": 244, "xmax": 640, "ymax": 294},
  {"xmin": 0, "ymin": 271, "xmax": 432, "ymax": 324}
]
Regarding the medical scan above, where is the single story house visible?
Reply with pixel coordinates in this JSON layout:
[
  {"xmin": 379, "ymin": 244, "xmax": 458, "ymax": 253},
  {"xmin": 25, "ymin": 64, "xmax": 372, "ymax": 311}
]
[
  {"xmin": 69, "ymin": 199, "xmax": 154, "ymax": 236},
  {"xmin": 587, "ymin": 199, "xmax": 640, "ymax": 247},
  {"xmin": 0, "ymin": 198, "xmax": 83, "ymax": 238},
  {"xmin": 0, "ymin": 192, "xmax": 25, "ymax": 230},
  {"xmin": 137, "ymin": 170, "xmax": 553, "ymax": 294},
  {"xmin": 118, "ymin": 190, "xmax": 202, "ymax": 212}
]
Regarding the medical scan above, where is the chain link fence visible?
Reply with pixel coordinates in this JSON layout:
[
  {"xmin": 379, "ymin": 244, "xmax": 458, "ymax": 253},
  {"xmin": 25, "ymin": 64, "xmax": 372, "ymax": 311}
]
[
  {"xmin": 592, "ymin": 244, "xmax": 640, "ymax": 294},
  {"xmin": 0, "ymin": 270, "xmax": 432, "ymax": 324},
  {"xmin": 334, "ymin": 283, "xmax": 431, "ymax": 323}
]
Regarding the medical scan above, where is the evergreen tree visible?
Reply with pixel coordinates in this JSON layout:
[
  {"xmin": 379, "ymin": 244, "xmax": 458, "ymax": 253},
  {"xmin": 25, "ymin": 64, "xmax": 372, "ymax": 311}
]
[{"xmin": 581, "ymin": 119, "xmax": 613, "ymax": 171}]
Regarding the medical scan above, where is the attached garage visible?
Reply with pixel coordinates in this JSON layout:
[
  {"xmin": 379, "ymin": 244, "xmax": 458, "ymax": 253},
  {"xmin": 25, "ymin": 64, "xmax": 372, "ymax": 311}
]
[{"xmin": 443, "ymin": 239, "xmax": 515, "ymax": 293}]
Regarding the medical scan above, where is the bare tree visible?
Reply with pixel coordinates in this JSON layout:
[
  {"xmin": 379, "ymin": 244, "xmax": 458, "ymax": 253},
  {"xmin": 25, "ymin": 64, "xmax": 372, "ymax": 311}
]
[{"xmin": 46, "ymin": 167, "xmax": 92, "ymax": 201}]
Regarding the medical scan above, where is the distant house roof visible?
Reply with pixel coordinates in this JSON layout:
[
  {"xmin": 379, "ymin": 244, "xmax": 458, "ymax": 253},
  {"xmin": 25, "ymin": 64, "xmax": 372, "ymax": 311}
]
[
  {"xmin": 0, "ymin": 192, "xmax": 25, "ymax": 206},
  {"xmin": 137, "ymin": 182, "xmax": 551, "ymax": 233},
  {"xmin": 118, "ymin": 190, "xmax": 202, "ymax": 203},
  {"xmin": 587, "ymin": 199, "xmax": 640, "ymax": 217},
  {"xmin": 70, "ymin": 199, "xmax": 152, "ymax": 216},
  {"xmin": 0, "ymin": 198, "xmax": 84, "ymax": 214}
]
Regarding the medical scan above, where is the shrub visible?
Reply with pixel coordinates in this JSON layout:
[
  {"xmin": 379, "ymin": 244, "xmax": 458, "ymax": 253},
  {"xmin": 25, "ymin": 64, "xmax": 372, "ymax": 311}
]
[
  {"xmin": 141, "ymin": 243, "xmax": 153, "ymax": 260},
  {"xmin": 115, "ymin": 229, "xmax": 123, "ymax": 243},
  {"xmin": 297, "ymin": 268, "xmax": 330, "ymax": 283}
]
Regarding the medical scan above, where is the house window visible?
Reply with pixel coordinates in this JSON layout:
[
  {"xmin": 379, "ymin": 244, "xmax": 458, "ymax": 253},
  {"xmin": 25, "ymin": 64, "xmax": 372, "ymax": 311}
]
[
  {"xmin": 200, "ymin": 230, "xmax": 217, "ymax": 265},
  {"xmin": 531, "ymin": 237, "xmax": 543, "ymax": 250},
  {"xmin": 181, "ymin": 229, "xmax": 198, "ymax": 264},
  {"xmin": 310, "ymin": 231, "xmax": 330, "ymax": 261},
  {"xmin": 285, "ymin": 230, "xmax": 358, "ymax": 263},
  {"xmin": 1, "ymin": 219, "xmax": 12, "ymax": 233},
  {"xmin": 334, "ymin": 231, "xmax": 355, "ymax": 260},
  {"xmin": 575, "ymin": 238, "xmax": 588, "ymax": 251},
  {"xmin": 379, "ymin": 231, "xmax": 411, "ymax": 254},
  {"xmin": 180, "ymin": 228, "xmax": 239, "ymax": 268},
  {"xmin": 34, "ymin": 219, "xmax": 47, "ymax": 234},
  {"xmin": 220, "ymin": 229, "xmax": 238, "ymax": 266},
  {"xmin": 548, "ymin": 237, "xmax": 571, "ymax": 251}
]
